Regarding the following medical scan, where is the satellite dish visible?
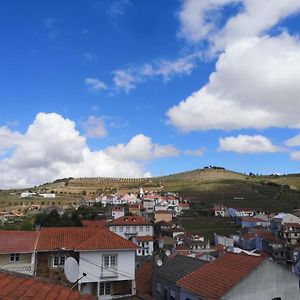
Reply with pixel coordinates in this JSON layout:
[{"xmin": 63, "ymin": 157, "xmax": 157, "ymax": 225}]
[
  {"xmin": 64, "ymin": 257, "xmax": 79, "ymax": 283},
  {"xmin": 157, "ymin": 259, "xmax": 163, "ymax": 267},
  {"xmin": 165, "ymin": 250, "xmax": 171, "ymax": 256}
]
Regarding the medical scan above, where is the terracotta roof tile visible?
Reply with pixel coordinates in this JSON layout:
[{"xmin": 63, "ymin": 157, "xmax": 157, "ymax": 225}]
[
  {"xmin": 136, "ymin": 261, "xmax": 154, "ymax": 295},
  {"xmin": 36, "ymin": 227, "xmax": 101, "ymax": 251},
  {"xmin": 108, "ymin": 216, "xmax": 152, "ymax": 226},
  {"xmin": 0, "ymin": 271, "xmax": 95, "ymax": 300},
  {"xmin": 81, "ymin": 219, "xmax": 107, "ymax": 228},
  {"xmin": 134, "ymin": 235, "xmax": 153, "ymax": 242},
  {"xmin": 0, "ymin": 230, "xmax": 39, "ymax": 254},
  {"xmin": 177, "ymin": 253, "xmax": 265, "ymax": 300},
  {"xmin": 76, "ymin": 228, "xmax": 138, "ymax": 251}
]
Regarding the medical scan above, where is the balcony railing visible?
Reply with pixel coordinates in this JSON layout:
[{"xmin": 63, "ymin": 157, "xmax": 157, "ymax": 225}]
[{"xmin": 0, "ymin": 263, "xmax": 34, "ymax": 275}]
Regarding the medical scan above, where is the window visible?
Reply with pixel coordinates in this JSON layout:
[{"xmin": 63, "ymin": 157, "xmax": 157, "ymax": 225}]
[
  {"xmin": 146, "ymin": 226, "xmax": 150, "ymax": 232},
  {"xmin": 10, "ymin": 253, "xmax": 20, "ymax": 262},
  {"xmin": 112, "ymin": 226, "xmax": 117, "ymax": 232},
  {"xmin": 100, "ymin": 282, "xmax": 111, "ymax": 295},
  {"xmin": 52, "ymin": 256, "xmax": 66, "ymax": 267},
  {"xmin": 126, "ymin": 227, "xmax": 130, "ymax": 233},
  {"xmin": 103, "ymin": 255, "xmax": 117, "ymax": 269},
  {"xmin": 139, "ymin": 226, "xmax": 143, "ymax": 232},
  {"xmin": 133, "ymin": 226, "xmax": 137, "ymax": 233},
  {"xmin": 119, "ymin": 227, "xmax": 123, "ymax": 232}
]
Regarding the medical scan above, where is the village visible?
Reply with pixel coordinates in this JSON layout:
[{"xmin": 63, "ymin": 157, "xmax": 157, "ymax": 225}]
[{"xmin": 0, "ymin": 186, "xmax": 299, "ymax": 299}]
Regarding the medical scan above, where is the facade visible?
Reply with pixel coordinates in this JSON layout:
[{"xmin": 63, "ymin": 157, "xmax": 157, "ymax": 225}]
[
  {"xmin": 111, "ymin": 207, "xmax": 125, "ymax": 220},
  {"xmin": 228, "ymin": 207, "xmax": 256, "ymax": 218},
  {"xmin": 133, "ymin": 236, "xmax": 154, "ymax": 256},
  {"xmin": 76, "ymin": 228, "xmax": 138, "ymax": 299},
  {"xmin": 0, "ymin": 230, "xmax": 39, "ymax": 276},
  {"xmin": 177, "ymin": 252, "xmax": 299, "ymax": 300},
  {"xmin": 108, "ymin": 216, "xmax": 154, "ymax": 256},
  {"xmin": 36, "ymin": 227, "xmax": 100, "ymax": 283},
  {"xmin": 241, "ymin": 217, "xmax": 268, "ymax": 228},
  {"xmin": 154, "ymin": 210, "xmax": 173, "ymax": 223},
  {"xmin": 281, "ymin": 223, "xmax": 300, "ymax": 245}
]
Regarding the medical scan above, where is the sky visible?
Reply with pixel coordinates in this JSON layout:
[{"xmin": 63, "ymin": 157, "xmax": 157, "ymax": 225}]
[{"xmin": 1, "ymin": 0, "xmax": 300, "ymax": 188}]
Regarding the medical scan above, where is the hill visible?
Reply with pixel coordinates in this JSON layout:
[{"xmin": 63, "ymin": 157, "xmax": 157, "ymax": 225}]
[{"xmin": 28, "ymin": 167, "xmax": 300, "ymax": 213}]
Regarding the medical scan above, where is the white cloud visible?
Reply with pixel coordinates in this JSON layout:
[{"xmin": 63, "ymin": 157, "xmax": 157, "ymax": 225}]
[
  {"xmin": 112, "ymin": 69, "xmax": 137, "ymax": 93},
  {"xmin": 105, "ymin": 134, "xmax": 179, "ymax": 161},
  {"xmin": 85, "ymin": 78, "xmax": 107, "ymax": 92},
  {"xmin": 183, "ymin": 148, "xmax": 205, "ymax": 156},
  {"xmin": 0, "ymin": 126, "xmax": 22, "ymax": 155},
  {"xmin": 167, "ymin": 33, "xmax": 300, "ymax": 131},
  {"xmin": 290, "ymin": 151, "xmax": 300, "ymax": 160},
  {"xmin": 178, "ymin": 0, "xmax": 240, "ymax": 44},
  {"xmin": 0, "ymin": 113, "xmax": 180, "ymax": 189},
  {"xmin": 285, "ymin": 134, "xmax": 300, "ymax": 147},
  {"xmin": 82, "ymin": 116, "xmax": 107, "ymax": 138},
  {"xmin": 219, "ymin": 135, "xmax": 282, "ymax": 153}
]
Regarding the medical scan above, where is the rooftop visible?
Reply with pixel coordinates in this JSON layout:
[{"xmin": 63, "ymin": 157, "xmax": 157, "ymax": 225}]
[
  {"xmin": 76, "ymin": 228, "xmax": 138, "ymax": 251},
  {"xmin": 36, "ymin": 227, "xmax": 101, "ymax": 251},
  {"xmin": 177, "ymin": 253, "xmax": 265, "ymax": 300},
  {"xmin": 0, "ymin": 271, "xmax": 95, "ymax": 300},
  {"xmin": 108, "ymin": 216, "xmax": 152, "ymax": 226},
  {"xmin": 153, "ymin": 254, "xmax": 207, "ymax": 284},
  {"xmin": 0, "ymin": 230, "xmax": 39, "ymax": 254}
]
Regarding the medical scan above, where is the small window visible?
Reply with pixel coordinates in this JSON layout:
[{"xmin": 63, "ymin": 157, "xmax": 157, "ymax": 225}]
[
  {"xmin": 52, "ymin": 256, "xmax": 66, "ymax": 267},
  {"xmin": 139, "ymin": 226, "xmax": 143, "ymax": 232},
  {"xmin": 112, "ymin": 226, "xmax": 117, "ymax": 232},
  {"xmin": 103, "ymin": 255, "xmax": 117, "ymax": 269},
  {"xmin": 146, "ymin": 226, "xmax": 150, "ymax": 232},
  {"xmin": 10, "ymin": 253, "xmax": 20, "ymax": 262},
  {"xmin": 100, "ymin": 282, "xmax": 111, "ymax": 295},
  {"xmin": 119, "ymin": 227, "xmax": 123, "ymax": 232},
  {"xmin": 133, "ymin": 226, "xmax": 137, "ymax": 232}
]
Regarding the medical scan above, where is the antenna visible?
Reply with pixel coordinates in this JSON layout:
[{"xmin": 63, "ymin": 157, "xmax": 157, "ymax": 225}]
[
  {"xmin": 157, "ymin": 259, "xmax": 163, "ymax": 267},
  {"xmin": 64, "ymin": 257, "xmax": 79, "ymax": 283}
]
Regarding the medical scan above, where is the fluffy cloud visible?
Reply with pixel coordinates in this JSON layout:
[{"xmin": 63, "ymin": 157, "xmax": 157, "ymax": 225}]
[
  {"xmin": 0, "ymin": 113, "xmax": 178, "ymax": 189},
  {"xmin": 167, "ymin": 33, "xmax": 300, "ymax": 131},
  {"xmin": 105, "ymin": 134, "xmax": 179, "ymax": 161},
  {"xmin": 285, "ymin": 134, "xmax": 300, "ymax": 147},
  {"xmin": 112, "ymin": 70, "xmax": 137, "ymax": 93},
  {"xmin": 0, "ymin": 126, "xmax": 22, "ymax": 155},
  {"xmin": 183, "ymin": 148, "xmax": 205, "ymax": 156},
  {"xmin": 85, "ymin": 78, "xmax": 107, "ymax": 92},
  {"xmin": 82, "ymin": 116, "xmax": 108, "ymax": 138},
  {"xmin": 219, "ymin": 135, "xmax": 282, "ymax": 153}
]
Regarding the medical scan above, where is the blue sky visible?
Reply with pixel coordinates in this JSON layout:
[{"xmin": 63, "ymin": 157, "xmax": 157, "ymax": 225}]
[{"xmin": 1, "ymin": 0, "xmax": 300, "ymax": 188}]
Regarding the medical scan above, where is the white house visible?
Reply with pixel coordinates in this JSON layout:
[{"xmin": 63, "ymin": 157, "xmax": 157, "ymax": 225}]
[
  {"xmin": 111, "ymin": 207, "xmax": 125, "ymax": 220},
  {"xmin": 76, "ymin": 228, "xmax": 138, "ymax": 299},
  {"xmin": 108, "ymin": 216, "xmax": 154, "ymax": 256},
  {"xmin": 228, "ymin": 207, "xmax": 256, "ymax": 218},
  {"xmin": 0, "ymin": 230, "xmax": 39, "ymax": 276},
  {"xmin": 20, "ymin": 191, "xmax": 36, "ymax": 198}
]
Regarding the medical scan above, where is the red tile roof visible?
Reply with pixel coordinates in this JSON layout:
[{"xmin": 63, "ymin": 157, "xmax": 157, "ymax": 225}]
[
  {"xmin": 283, "ymin": 222, "xmax": 300, "ymax": 228},
  {"xmin": 154, "ymin": 210, "xmax": 172, "ymax": 214},
  {"xmin": 136, "ymin": 261, "xmax": 154, "ymax": 296},
  {"xmin": 108, "ymin": 216, "xmax": 151, "ymax": 226},
  {"xmin": 36, "ymin": 227, "xmax": 101, "ymax": 251},
  {"xmin": 76, "ymin": 228, "xmax": 138, "ymax": 251},
  {"xmin": 0, "ymin": 272, "xmax": 95, "ymax": 300},
  {"xmin": 177, "ymin": 253, "xmax": 265, "ymax": 300},
  {"xmin": 134, "ymin": 235, "xmax": 153, "ymax": 242},
  {"xmin": 0, "ymin": 230, "xmax": 39, "ymax": 254},
  {"xmin": 82, "ymin": 219, "xmax": 107, "ymax": 228}
]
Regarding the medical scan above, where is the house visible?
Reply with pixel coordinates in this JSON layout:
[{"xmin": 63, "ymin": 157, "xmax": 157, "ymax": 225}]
[
  {"xmin": 108, "ymin": 216, "xmax": 154, "ymax": 256},
  {"xmin": 112, "ymin": 207, "xmax": 125, "ymax": 219},
  {"xmin": 214, "ymin": 233, "xmax": 234, "ymax": 247},
  {"xmin": 76, "ymin": 228, "xmax": 138, "ymax": 299},
  {"xmin": 271, "ymin": 212, "xmax": 300, "ymax": 233},
  {"xmin": 178, "ymin": 202, "xmax": 190, "ymax": 211},
  {"xmin": 154, "ymin": 210, "xmax": 173, "ymax": 223},
  {"xmin": 0, "ymin": 271, "xmax": 95, "ymax": 299},
  {"xmin": 0, "ymin": 230, "xmax": 39, "ymax": 276},
  {"xmin": 228, "ymin": 207, "xmax": 256, "ymax": 218},
  {"xmin": 152, "ymin": 254, "xmax": 207, "ymax": 300},
  {"xmin": 177, "ymin": 252, "xmax": 299, "ymax": 300},
  {"xmin": 133, "ymin": 236, "xmax": 154, "ymax": 256},
  {"xmin": 36, "ymin": 227, "xmax": 101, "ymax": 283},
  {"xmin": 20, "ymin": 191, "xmax": 36, "ymax": 198},
  {"xmin": 241, "ymin": 216, "xmax": 268, "ymax": 228},
  {"xmin": 213, "ymin": 204, "xmax": 227, "ymax": 217},
  {"xmin": 39, "ymin": 193, "xmax": 56, "ymax": 198},
  {"xmin": 281, "ymin": 222, "xmax": 300, "ymax": 245}
]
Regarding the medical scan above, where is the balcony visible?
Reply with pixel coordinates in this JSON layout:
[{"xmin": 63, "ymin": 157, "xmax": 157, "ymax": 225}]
[{"xmin": 0, "ymin": 263, "xmax": 34, "ymax": 275}]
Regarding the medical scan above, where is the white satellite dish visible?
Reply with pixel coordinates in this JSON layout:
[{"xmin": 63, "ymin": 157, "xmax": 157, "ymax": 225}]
[
  {"xmin": 157, "ymin": 259, "xmax": 163, "ymax": 267},
  {"xmin": 64, "ymin": 257, "xmax": 79, "ymax": 283},
  {"xmin": 165, "ymin": 250, "xmax": 171, "ymax": 256}
]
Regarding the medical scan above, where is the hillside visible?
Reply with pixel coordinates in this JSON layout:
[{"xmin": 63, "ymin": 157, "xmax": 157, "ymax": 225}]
[{"xmin": 27, "ymin": 168, "xmax": 300, "ymax": 213}]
